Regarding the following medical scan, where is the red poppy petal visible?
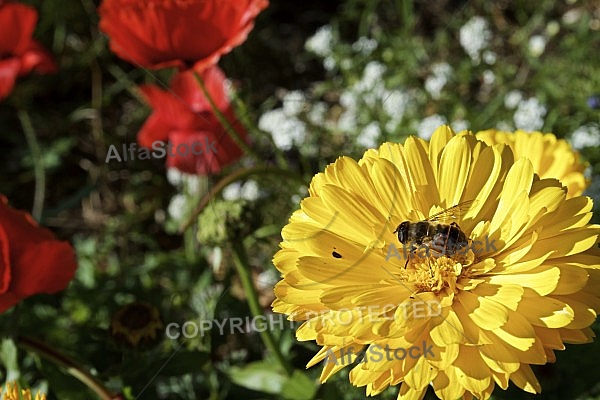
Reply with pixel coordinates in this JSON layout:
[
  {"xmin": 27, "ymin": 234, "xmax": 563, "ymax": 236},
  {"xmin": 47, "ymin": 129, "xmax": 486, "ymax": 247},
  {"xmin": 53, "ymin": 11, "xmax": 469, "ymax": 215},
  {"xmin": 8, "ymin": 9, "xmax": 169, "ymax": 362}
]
[
  {"xmin": 0, "ymin": 240, "xmax": 77, "ymax": 313},
  {"xmin": 0, "ymin": 194, "xmax": 54, "ymax": 243},
  {"xmin": 138, "ymin": 83, "xmax": 205, "ymax": 133},
  {"xmin": 19, "ymin": 40, "xmax": 57, "ymax": 75},
  {"xmin": 165, "ymin": 130, "xmax": 222, "ymax": 175},
  {"xmin": 192, "ymin": 0, "xmax": 269, "ymax": 72},
  {"xmin": 166, "ymin": 129, "xmax": 246, "ymax": 175},
  {"xmin": 100, "ymin": 2, "xmax": 195, "ymax": 68},
  {"xmin": 98, "ymin": 0, "xmax": 268, "ymax": 70},
  {"xmin": 0, "ymin": 2, "xmax": 38, "ymax": 55},
  {"xmin": 0, "ymin": 194, "xmax": 77, "ymax": 313},
  {"xmin": 0, "ymin": 292, "xmax": 18, "ymax": 314},
  {"xmin": 0, "ymin": 222, "xmax": 11, "ymax": 293},
  {"xmin": 137, "ymin": 113, "xmax": 171, "ymax": 148},
  {"xmin": 171, "ymin": 67, "xmax": 229, "ymax": 112},
  {"xmin": 0, "ymin": 58, "xmax": 21, "ymax": 101}
]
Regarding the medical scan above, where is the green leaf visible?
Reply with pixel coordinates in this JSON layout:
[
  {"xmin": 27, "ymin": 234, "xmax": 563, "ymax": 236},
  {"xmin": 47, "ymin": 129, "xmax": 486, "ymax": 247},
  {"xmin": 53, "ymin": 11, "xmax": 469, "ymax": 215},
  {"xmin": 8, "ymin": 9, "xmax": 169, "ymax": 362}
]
[
  {"xmin": 227, "ymin": 361, "xmax": 286, "ymax": 394},
  {"xmin": 282, "ymin": 370, "xmax": 318, "ymax": 400},
  {"xmin": 0, "ymin": 338, "xmax": 19, "ymax": 378}
]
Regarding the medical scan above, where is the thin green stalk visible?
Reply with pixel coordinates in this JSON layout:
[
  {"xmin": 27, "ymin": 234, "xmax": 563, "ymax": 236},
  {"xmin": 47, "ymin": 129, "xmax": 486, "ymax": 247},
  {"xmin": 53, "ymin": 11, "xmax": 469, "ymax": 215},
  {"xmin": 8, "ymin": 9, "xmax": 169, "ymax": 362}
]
[
  {"xmin": 192, "ymin": 71, "xmax": 259, "ymax": 161},
  {"xmin": 18, "ymin": 110, "xmax": 45, "ymax": 222},
  {"xmin": 17, "ymin": 336, "xmax": 121, "ymax": 400},
  {"xmin": 183, "ymin": 176, "xmax": 208, "ymax": 261},
  {"xmin": 399, "ymin": 0, "xmax": 415, "ymax": 33},
  {"xmin": 230, "ymin": 95, "xmax": 289, "ymax": 170},
  {"xmin": 231, "ymin": 243, "xmax": 292, "ymax": 376}
]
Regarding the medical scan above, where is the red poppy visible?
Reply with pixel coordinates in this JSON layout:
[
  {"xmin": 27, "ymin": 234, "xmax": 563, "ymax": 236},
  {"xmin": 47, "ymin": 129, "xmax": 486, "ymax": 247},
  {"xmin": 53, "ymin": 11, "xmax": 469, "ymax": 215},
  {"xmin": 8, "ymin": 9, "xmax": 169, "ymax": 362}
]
[
  {"xmin": 137, "ymin": 66, "xmax": 249, "ymax": 175},
  {"xmin": 98, "ymin": 0, "xmax": 269, "ymax": 72},
  {"xmin": 0, "ymin": 1, "xmax": 57, "ymax": 101},
  {"xmin": 0, "ymin": 195, "xmax": 77, "ymax": 313}
]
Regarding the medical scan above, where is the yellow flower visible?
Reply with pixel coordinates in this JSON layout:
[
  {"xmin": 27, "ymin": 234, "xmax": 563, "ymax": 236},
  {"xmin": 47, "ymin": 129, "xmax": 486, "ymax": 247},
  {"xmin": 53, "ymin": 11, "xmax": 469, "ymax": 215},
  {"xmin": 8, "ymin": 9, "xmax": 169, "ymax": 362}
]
[
  {"xmin": 1, "ymin": 381, "xmax": 46, "ymax": 400},
  {"xmin": 272, "ymin": 125, "xmax": 600, "ymax": 400},
  {"xmin": 475, "ymin": 129, "xmax": 589, "ymax": 197}
]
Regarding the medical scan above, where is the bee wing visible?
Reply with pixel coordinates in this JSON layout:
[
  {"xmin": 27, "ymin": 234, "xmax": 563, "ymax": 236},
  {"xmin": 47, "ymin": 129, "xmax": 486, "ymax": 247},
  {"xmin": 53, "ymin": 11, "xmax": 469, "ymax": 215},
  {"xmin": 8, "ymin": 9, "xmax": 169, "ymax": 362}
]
[{"xmin": 426, "ymin": 200, "xmax": 478, "ymax": 223}]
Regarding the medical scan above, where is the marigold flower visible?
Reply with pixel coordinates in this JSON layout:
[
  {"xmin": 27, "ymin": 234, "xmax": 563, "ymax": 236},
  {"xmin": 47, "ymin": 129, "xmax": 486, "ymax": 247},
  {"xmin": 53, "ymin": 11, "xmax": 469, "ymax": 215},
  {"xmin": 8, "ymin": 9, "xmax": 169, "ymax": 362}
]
[
  {"xmin": 475, "ymin": 129, "xmax": 588, "ymax": 197},
  {"xmin": 0, "ymin": 1, "xmax": 56, "ymax": 100},
  {"xmin": 272, "ymin": 125, "xmax": 600, "ymax": 400},
  {"xmin": 137, "ymin": 66, "xmax": 248, "ymax": 175},
  {"xmin": 98, "ymin": 0, "xmax": 269, "ymax": 72},
  {"xmin": 0, "ymin": 195, "xmax": 77, "ymax": 313},
  {"xmin": 1, "ymin": 381, "xmax": 46, "ymax": 400}
]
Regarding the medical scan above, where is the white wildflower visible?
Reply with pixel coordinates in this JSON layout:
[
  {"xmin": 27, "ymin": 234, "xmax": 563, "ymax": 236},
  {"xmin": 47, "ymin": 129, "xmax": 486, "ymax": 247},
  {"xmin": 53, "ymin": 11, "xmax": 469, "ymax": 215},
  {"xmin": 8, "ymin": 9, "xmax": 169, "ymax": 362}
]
[
  {"xmin": 308, "ymin": 102, "xmax": 327, "ymax": 125},
  {"xmin": 183, "ymin": 174, "xmax": 203, "ymax": 195},
  {"xmin": 323, "ymin": 56, "xmax": 336, "ymax": 71},
  {"xmin": 356, "ymin": 122, "xmax": 381, "ymax": 148},
  {"xmin": 504, "ymin": 90, "xmax": 523, "ymax": 109},
  {"xmin": 305, "ymin": 25, "xmax": 334, "ymax": 57},
  {"xmin": 272, "ymin": 119, "xmax": 306, "ymax": 150},
  {"xmin": 355, "ymin": 61, "xmax": 386, "ymax": 91},
  {"xmin": 352, "ymin": 36, "xmax": 378, "ymax": 55},
  {"xmin": 240, "ymin": 180, "xmax": 260, "ymax": 201},
  {"xmin": 259, "ymin": 109, "xmax": 307, "ymax": 150},
  {"xmin": 459, "ymin": 16, "xmax": 492, "ymax": 63},
  {"xmin": 496, "ymin": 121, "xmax": 513, "ymax": 131},
  {"xmin": 382, "ymin": 90, "xmax": 409, "ymax": 122},
  {"xmin": 257, "ymin": 269, "xmax": 280, "ymax": 291},
  {"xmin": 425, "ymin": 63, "xmax": 452, "ymax": 99},
  {"xmin": 222, "ymin": 182, "xmax": 242, "ymax": 201},
  {"xmin": 340, "ymin": 90, "xmax": 358, "ymax": 110},
  {"xmin": 513, "ymin": 97, "xmax": 547, "ymax": 131},
  {"xmin": 570, "ymin": 124, "xmax": 600, "ymax": 150},
  {"xmin": 417, "ymin": 115, "xmax": 447, "ymax": 140},
  {"xmin": 282, "ymin": 90, "xmax": 306, "ymax": 116},
  {"xmin": 483, "ymin": 50, "xmax": 497, "ymax": 64},
  {"xmin": 528, "ymin": 35, "xmax": 547, "ymax": 57},
  {"xmin": 258, "ymin": 108, "xmax": 286, "ymax": 134},
  {"xmin": 451, "ymin": 120, "xmax": 469, "ymax": 132},
  {"xmin": 337, "ymin": 110, "xmax": 357, "ymax": 132},
  {"xmin": 166, "ymin": 168, "xmax": 183, "ymax": 186},
  {"xmin": 363, "ymin": 82, "xmax": 386, "ymax": 107},
  {"xmin": 562, "ymin": 9, "xmax": 582, "ymax": 25},
  {"xmin": 222, "ymin": 180, "xmax": 260, "ymax": 201},
  {"xmin": 482, "ymin": 70, "xmax": 495, "ymax": 85},
  {"xmin": 168, "ymin": 194, "xmax": 187, "ymax": 221}
]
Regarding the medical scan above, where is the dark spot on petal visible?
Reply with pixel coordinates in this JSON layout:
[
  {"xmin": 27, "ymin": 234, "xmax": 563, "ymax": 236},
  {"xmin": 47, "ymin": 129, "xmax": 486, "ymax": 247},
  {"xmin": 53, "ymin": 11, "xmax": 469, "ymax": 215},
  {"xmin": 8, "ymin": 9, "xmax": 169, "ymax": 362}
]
[{"xmin": 332, "ymin": 251, "xmax": 342, "ymax": 258}]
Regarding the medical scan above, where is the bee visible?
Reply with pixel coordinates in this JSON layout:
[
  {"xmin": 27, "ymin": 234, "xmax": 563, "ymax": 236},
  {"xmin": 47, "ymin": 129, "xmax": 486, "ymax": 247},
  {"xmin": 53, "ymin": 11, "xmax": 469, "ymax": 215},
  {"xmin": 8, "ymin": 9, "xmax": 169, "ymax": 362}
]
[{"xmin": 394, "ymin": 200, "xmax": 475, "ymax": 268}]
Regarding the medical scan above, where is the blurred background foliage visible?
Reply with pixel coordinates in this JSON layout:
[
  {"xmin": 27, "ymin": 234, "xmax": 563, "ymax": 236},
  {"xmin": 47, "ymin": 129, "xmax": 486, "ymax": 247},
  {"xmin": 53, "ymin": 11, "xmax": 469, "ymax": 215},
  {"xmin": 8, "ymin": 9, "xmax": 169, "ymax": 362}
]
[{"xmin": 1, "ymin": 0, "xmax": 600, "ymax": 399}]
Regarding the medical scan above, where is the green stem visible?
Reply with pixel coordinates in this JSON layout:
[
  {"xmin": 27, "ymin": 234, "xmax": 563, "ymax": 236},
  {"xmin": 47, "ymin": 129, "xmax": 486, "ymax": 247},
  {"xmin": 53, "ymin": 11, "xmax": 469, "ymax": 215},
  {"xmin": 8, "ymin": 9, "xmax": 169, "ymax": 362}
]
[
  {"xmin": 192, "ymin": 71, "xmax": 259, "ymax": 161},
  {"xmin": 230, "ymin": 95, "xmax": 289, "ymax": 170},
  {"xmin": 17, "ymin": 336, "xmax": 121, "ymax": 400},
  {"xmin": 18, "ymin": 110, "xmax": 45, "ymax": 222},
  {"xmin": 178, "ymin": 166, "xmax": 307, "ymax": 233},
  {"xmin": 183, "ymin": 176, "xmax": 208, "ymax": 261},
  {"xmin": 231, "ymin": 243, "xmax": 292, "ymax": 375},
  {"xmin": 399, "ymin": 0, "xmax": 414, "ymax": 33}
]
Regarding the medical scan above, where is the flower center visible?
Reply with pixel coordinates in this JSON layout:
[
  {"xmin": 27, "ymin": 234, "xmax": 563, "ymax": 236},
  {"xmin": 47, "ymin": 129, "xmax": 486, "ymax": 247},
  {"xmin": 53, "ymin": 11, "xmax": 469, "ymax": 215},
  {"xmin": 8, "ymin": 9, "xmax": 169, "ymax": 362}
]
[{"xmin": 401, "ymin": 251, "xmax": 474, "ymax": 294}]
